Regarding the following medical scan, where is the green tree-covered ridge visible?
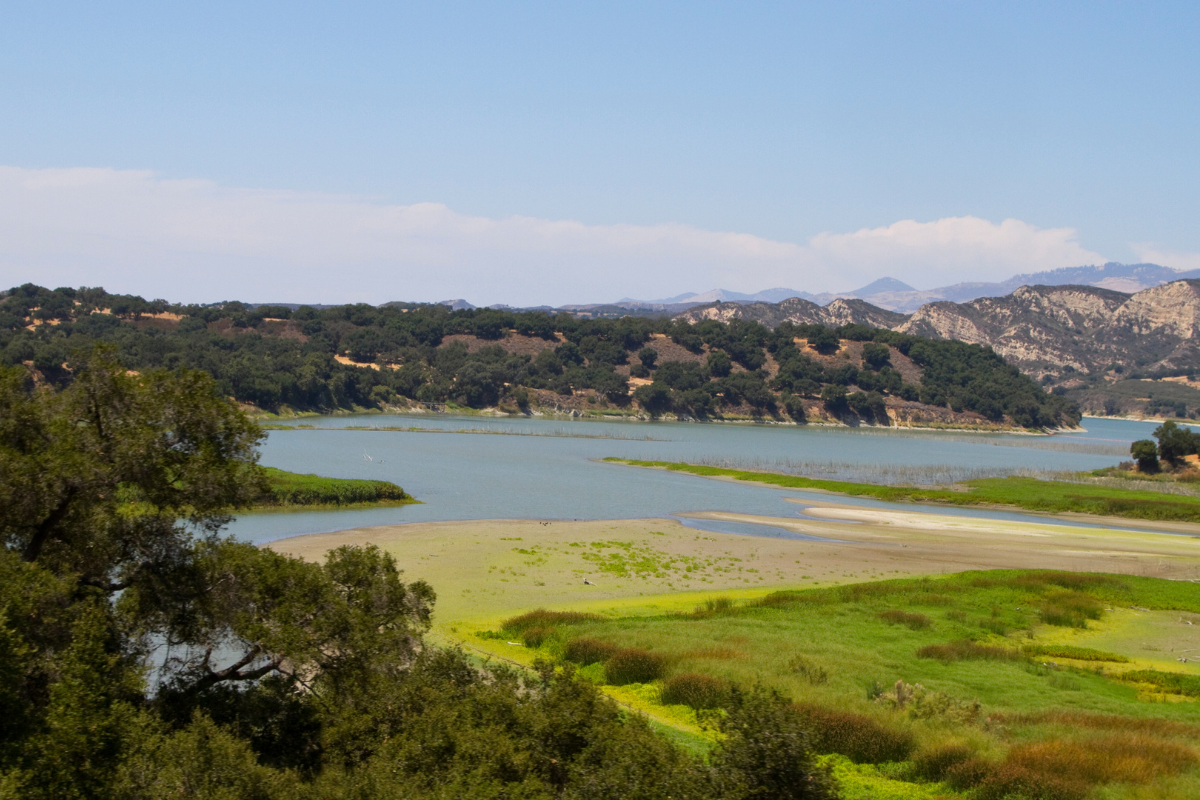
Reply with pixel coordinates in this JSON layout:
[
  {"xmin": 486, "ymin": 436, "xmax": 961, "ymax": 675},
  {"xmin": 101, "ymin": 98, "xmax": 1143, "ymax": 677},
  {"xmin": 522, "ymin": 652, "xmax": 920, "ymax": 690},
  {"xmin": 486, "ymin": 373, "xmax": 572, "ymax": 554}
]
[
  {"xmin": 607, "ymin": 458, "xmax": 1200, "ymax": 523},
  {"xmin": 3, "ymin": 283, "xmax": 1078, "ymax": 429}
]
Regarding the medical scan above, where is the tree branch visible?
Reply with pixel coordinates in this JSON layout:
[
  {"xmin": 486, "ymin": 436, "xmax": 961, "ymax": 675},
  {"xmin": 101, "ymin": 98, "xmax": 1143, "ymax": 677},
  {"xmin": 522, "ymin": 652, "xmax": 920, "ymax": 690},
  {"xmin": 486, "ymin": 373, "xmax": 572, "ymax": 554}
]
[{"xmin": 22, "ymin": 487, "xmax": 77, "ymax": 563}]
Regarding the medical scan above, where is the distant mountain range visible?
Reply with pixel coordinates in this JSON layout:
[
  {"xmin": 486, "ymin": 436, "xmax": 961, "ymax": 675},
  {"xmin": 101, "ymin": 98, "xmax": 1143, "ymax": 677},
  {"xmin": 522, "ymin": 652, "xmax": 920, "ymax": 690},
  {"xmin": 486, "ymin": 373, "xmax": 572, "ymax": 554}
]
[{"xmin": 618, "ymin": 262, "xmax": 1200, "ymax": 314}]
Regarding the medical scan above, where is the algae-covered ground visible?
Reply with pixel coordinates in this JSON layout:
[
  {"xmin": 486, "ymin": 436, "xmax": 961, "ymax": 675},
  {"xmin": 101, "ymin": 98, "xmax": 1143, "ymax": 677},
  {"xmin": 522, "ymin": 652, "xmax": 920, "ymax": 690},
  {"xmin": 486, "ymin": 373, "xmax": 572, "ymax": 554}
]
[{"xmin": 269, "ymin": 508, "xmax": 1200, "ymax": 799}]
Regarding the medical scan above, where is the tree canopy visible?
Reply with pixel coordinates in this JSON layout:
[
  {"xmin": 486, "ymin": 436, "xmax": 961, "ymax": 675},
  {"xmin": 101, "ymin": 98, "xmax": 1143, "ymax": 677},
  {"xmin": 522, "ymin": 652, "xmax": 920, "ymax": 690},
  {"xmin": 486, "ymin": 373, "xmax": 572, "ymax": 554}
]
[
  {"xmin": 0, "ymin": 283, "xmax": 1079, "ymax": 430},
  {"xmin": 0, "ymin": 352, "xmax": 837, "ymax": 799}
]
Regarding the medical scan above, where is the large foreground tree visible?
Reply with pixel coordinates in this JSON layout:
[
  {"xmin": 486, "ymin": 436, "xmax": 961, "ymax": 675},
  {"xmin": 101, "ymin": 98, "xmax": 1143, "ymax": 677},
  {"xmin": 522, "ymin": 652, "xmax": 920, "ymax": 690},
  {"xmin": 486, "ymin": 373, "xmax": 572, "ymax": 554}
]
[{"xmin": 0, "ymin": 351, "xmax": 834, "ymax": 800}]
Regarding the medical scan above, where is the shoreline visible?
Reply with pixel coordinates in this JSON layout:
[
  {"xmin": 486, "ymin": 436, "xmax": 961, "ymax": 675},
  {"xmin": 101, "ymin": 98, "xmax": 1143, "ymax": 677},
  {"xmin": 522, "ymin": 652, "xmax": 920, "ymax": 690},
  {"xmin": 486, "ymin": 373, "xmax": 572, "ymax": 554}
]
[
  {"xmin": 251, "ymin": 405, "xmax": 1073, "ymax": 435},
  {"xmin": 267, "ymin": 511, "xmax": 1200, "ymax": 632}
]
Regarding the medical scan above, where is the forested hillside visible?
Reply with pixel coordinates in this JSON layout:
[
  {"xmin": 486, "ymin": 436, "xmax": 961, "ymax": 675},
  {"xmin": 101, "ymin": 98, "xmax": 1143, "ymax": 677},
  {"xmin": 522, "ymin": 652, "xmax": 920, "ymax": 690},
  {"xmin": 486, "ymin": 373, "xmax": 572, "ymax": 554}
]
[{"xmin": 0, "ymin": 284, "xmax": 1078, "ymax": 429}]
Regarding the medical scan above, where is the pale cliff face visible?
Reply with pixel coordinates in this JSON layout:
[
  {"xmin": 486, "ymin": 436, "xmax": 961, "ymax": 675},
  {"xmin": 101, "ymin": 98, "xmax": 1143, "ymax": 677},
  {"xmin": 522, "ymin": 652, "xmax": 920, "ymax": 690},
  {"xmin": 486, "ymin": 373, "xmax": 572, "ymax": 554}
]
[
  {"xmin": 1113, "ymin": 281, "xmax": 1200, "ymax": 338},
  {"xmin": 675, "ymin": 280, "xmax": 1200, "ymax": 380}
]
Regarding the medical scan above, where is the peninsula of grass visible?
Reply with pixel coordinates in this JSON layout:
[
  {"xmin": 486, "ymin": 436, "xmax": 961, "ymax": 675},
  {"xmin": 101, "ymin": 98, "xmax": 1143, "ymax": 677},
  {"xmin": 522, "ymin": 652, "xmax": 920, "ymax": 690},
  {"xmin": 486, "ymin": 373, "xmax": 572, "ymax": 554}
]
[
  {"xmin": 254, "ymin": 467, "xmax": 417, "ymax": 510},
  {"xmin": 605, "ymin": 458, "xmax": 1200, "ymax": 524}
]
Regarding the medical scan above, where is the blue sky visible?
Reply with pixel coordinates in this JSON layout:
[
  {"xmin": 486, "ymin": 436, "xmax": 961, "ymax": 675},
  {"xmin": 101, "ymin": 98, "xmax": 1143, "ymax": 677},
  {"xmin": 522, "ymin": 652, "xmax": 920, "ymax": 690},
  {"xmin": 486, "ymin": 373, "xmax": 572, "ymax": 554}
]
[{"xmin": 2, "ymin": 2, "xmax": 1198, "ymax": 305}]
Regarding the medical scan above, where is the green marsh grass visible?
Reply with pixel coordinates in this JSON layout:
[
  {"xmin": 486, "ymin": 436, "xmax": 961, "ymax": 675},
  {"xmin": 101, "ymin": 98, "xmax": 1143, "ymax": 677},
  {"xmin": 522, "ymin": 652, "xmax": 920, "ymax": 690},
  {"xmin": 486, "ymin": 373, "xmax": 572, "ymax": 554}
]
[
  {"xmin": 258, "ymin": 467, "xmax": 415, "ymax": 508},
  {"xmin": 1023, "ymin": 644, "xmax": 1130, "ymax": 663},
  {"xmin": 509, "ymin": 569, "xmax": 1200, "ymax": 798},
  {"xmin": 607, "ymin": 458, "xmax": 1200, "ymax": 523}
]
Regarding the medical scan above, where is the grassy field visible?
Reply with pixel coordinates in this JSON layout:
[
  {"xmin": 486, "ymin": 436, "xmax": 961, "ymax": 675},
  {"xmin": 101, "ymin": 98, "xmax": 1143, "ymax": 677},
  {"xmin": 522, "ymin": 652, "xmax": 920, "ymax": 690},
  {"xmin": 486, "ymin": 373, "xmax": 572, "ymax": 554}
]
[
  {"xmin": 270, "ymin": 511, "xmax": 1200, "ymax": 799},
  {"xmin": 608, "ymin": 458, "xmax": 1200, "ymax": 523},
  {"xmin": 487, "ymin": 570, "xmax": 1200, "ymax": 799},
  {"xmin": 256, "ymin": 467, "xmax": 416, "ymax": 509}
]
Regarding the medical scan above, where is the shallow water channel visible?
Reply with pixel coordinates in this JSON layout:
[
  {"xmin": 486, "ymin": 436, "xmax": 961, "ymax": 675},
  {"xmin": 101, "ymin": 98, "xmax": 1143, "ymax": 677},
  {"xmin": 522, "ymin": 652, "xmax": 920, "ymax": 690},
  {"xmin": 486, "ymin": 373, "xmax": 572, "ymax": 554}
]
[{"xmin": 225, "ymin": 414, "xmax": 1171, "ymax": 545}]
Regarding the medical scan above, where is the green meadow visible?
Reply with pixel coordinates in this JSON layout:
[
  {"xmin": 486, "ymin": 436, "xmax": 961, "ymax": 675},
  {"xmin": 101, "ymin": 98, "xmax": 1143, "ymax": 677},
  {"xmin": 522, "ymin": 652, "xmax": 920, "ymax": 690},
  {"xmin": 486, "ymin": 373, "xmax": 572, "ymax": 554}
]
[
  {"xmin": 483, "ymin": 570, "xmax": 1200, "ymax": 799},
  {"xmin": 607, "ymin": 458, "xmax": 1200, "ymax": 523}
]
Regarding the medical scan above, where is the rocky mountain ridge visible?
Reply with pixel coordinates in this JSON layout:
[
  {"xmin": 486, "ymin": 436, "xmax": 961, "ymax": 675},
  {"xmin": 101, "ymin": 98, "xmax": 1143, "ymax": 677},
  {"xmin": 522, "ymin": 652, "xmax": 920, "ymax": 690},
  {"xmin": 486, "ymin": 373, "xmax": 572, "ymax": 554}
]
[{"xmin": 676, "ymin": 280, "xmax": 1200, "ymax": 418}]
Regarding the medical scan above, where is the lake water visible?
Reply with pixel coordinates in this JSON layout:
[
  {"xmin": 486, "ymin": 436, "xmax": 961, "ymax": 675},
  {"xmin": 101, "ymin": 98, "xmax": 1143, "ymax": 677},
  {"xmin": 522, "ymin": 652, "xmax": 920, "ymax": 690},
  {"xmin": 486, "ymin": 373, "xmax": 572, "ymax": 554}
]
[{"xmin": 225, "ymin": 414, "xmax": 1170, "ymax": 545}]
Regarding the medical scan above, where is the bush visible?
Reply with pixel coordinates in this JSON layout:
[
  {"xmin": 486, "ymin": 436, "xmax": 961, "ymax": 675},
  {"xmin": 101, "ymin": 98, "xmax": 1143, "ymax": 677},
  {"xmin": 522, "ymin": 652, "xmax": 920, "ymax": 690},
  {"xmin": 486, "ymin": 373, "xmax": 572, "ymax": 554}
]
[
  {"xmin": 660, "ymin": 673, "xmax": 731, "ymax": 709},
  {"xmin": 501, "ymin": 609, "xmax": 600, "ymax": 635},
  {"xmin": 917, "ymin": 641, "xmax": 1021, "ymax": 663},
  {"xmin": 807, "ymin": 327, "xmax": 839, "ymax": 355},
  {"xmin": 692, "ymin": 597, "xmax": 735, "ymax": 617},
  {"xmin": 791, "ymin": 703, "xmax": 915, "ymax": 763},
  {"xmin": 712, "ymin": 688, "xmax": 837, "ymax": 800},
  {"xmin": 977, "ymin": 764, "xmax": 1088, "ymax": 800},
  {"xmin": 521, "ymin": 626, "xmax": 552, "ymax": 648},
  {"xmin": 911, "ymin": 743, "xmax": 975, "ymax": 781},
  {"xmin": 879, "ymin": 609, "xmax": 932, "ymax": 630},
  {"xmin": 861, "ymin": 342, "xmax": 891, "ymax": 370},
  {"xmin": 944, "ymin": 757, "xmax": 994, "ymax": 790},
  {"xmin": 1039, "ymin": 590, "xmax": 1103, "ymax": 628},
  {"xmin": 783, "ymin": 393, "xmax": 806, "ymax": 421},
  {"xmin": 605, "ymin": 648, "xmax": 668, "ymax": 685},
  {"xmin": 563, "ymin": 637, "xmax": 619, "ymax": 666},
  {"xmin": 1131, "ymin": 439, "xmax": 1159, "ymax": 472}
]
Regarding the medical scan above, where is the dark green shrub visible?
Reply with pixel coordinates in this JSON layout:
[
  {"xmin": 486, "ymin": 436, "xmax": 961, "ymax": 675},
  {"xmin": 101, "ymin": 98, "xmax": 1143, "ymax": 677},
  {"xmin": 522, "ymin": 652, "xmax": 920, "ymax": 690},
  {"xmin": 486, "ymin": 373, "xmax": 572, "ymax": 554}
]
[
  {"xmin": 564, "ymin": 637, "xmax": 619, "ymax": 666},
  {"xmin": 660, "ymin": 673, "xmax": 731, "ymax": 709},
  {"xmin": 791, "ymin": 703, "xmax": 915, "ymax": 763},
  {"xmin": 1131, "ymin": 439, "xmax": 1159, "ymax": 472},
  {"xmin": 711, "ymin": 688, "xmax": 837, "ymax": 800},
  {"xmin": 783, "ymin": 393, "xmax": 806, "ymax": 421},
  {"xmin": 605, "ymin": 648, "xmax": 668, "ymax": 685}
]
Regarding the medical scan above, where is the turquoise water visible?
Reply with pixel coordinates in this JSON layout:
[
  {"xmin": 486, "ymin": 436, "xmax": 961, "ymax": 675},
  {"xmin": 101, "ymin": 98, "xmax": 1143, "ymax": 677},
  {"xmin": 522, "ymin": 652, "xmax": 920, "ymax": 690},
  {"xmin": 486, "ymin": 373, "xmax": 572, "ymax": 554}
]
[{"xmin": 225, "ymin": 414, "xmax": 1167, "ymax": 545}]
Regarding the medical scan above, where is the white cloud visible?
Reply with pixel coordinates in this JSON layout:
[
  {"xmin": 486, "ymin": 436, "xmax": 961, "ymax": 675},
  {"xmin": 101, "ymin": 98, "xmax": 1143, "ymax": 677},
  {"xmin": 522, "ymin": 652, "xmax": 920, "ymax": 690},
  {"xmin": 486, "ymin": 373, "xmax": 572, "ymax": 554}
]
[
  {"xmin": 0, "ymin": 166, "xmax": 1109, "ymax": 304},
  {"xmin": 1131, "ymin": 244, "xmax": 1200, "ymax": 273}
]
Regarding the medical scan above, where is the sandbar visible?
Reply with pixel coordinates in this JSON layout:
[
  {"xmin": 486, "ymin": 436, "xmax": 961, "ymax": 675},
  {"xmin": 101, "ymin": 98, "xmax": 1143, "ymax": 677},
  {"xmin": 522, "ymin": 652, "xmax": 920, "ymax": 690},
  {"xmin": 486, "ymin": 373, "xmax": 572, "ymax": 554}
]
[{"xmin": 269, "ymin": 508, "xmax": 1200, "ymax": 635}]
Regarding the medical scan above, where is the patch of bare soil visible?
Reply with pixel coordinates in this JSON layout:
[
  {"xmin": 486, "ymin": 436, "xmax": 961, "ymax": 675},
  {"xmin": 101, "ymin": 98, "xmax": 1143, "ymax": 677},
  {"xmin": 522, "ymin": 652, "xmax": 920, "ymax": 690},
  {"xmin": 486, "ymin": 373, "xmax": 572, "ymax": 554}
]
[
  {"xmin": 643, "ymin": 333, "xmax": 708, "ymax": 364},
  {"xmin": 259, "ymin": 320, "xmax": 309, "ymax": 341},
  {"xmin": 443, "ymin": 332, "xmax": 561, "ymax": 357}
]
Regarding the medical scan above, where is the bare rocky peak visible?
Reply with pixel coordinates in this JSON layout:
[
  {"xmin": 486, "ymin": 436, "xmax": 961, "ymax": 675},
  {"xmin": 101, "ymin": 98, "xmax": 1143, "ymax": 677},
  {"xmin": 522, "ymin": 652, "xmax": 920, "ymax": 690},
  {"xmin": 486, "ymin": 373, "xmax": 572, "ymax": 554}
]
[
  {"xmin": 675, "ymin": 280, "xmax": 1200, "ymax": 385},
  {"xmin": 1112, "ymin": 280, "xmax": 1200, "ymax": 339},
  {"xmin": 674, "ymin": 296, "xmax": 905, "ymax": 329}
]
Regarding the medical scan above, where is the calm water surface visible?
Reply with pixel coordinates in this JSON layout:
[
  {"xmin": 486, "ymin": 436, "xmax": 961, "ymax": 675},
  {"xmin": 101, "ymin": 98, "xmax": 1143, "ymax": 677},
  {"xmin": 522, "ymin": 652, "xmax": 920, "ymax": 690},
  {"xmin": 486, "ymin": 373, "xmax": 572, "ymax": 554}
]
[{"xmin": 226, "ymin": 414, "xmax": 1168, "ymax": 545}]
